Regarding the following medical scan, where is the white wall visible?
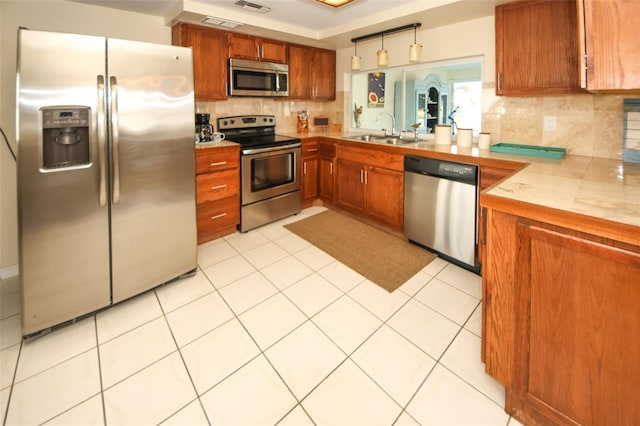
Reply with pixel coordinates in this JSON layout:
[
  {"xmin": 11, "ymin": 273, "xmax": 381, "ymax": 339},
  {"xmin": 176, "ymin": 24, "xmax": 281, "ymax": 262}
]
[
  {"xmin": 335, "ymin": 16, "xmax": 495, "ymax": 135},
  {"xmin": 0, "ymin": 1, "xmax": 171, "ymax": 272},
  {"xmin": 335, "ymin": 16, "xmax": 495, "ymax": 92}
]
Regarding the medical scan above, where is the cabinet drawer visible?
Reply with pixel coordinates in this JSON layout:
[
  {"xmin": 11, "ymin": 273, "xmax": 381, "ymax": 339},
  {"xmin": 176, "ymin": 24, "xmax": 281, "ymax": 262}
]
[
  {"xmin": 302, "ymin": 140, "xmax": 319, "ymax": 156},
  {"xmin": 197, "ymin": 197, "xmax": 240, "ymax": 237},
  {"xmin": 196, "ymin": 147, "xmax": 239, "ymax": 174},
  {"xmin": 196, "ymin": 169, "xmax": 239, "ymax": 204}
]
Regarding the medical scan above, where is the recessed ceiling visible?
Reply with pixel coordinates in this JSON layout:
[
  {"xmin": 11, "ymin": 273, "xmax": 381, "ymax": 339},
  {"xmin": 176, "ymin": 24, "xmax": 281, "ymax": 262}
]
[{"xmin": 69, "ymin": 0, "xmax": 506, "ymax": 49}]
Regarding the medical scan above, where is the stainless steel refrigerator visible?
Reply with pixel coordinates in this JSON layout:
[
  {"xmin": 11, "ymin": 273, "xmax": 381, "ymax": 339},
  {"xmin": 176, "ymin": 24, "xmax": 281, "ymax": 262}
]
[{"xmin": 17, "ymin": 29, "xmax": 197, "ymax": 336}]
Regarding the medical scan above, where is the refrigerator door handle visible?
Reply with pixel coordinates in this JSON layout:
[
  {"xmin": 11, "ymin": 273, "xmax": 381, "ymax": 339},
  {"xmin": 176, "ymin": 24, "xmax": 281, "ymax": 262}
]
[
  {"xmin": 97, "ymin": 75, "xmax": 107, "ymax": 207},
  {"xmin": 110, "ymin": 76, "xmax": 120, "ymax": 204}
]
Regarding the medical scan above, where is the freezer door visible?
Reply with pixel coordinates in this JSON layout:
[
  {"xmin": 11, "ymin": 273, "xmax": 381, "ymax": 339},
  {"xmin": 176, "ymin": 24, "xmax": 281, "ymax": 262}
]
[
  {"xmin": 17, "ymin": 30, "xmax": 111, "ymax": 335},
  {"xmin": 107, "ymin": 38, "xmax": 197, "ymax": 302}
]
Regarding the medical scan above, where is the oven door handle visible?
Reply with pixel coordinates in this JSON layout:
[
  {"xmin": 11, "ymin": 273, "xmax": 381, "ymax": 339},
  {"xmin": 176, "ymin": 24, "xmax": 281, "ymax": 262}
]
[{"xmin": 242, "ymin": 142, "xmax": 301, "ymax": 155}]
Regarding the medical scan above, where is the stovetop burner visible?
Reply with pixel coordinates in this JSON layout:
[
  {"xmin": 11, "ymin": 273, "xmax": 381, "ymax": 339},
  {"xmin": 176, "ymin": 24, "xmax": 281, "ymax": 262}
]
[{"xmin": 217, "ymin": 115, "xmax": 300, "ymax": 150}]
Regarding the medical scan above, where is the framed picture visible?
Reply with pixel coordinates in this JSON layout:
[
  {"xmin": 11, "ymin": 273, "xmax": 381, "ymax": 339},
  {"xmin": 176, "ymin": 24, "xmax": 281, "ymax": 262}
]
[{"xmin": 368, "ymin": 72, "xmax": 385, "ymax": 108}]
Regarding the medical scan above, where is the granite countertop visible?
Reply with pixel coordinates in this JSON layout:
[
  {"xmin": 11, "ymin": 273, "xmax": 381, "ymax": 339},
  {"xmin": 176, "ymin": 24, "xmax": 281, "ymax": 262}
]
[
  {"xmin": 311, "ymin": 132, "xmax": 640, "ymax": 233},
  {"xmin": 485, "ymin": 155, "xmax": 640, "ymax": 229},
  {"xmin": 198, "ymin": 131, "xmax": 640, "ymax": 236}
]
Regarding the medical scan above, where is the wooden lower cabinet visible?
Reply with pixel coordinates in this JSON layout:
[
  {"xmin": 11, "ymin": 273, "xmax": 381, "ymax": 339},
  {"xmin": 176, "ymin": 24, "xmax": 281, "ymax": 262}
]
[
  {"xmin": 335, "ymin": 145, "xmax": 403, "ymax": 230},
  {"xmin": 195, "ymin": 145, "xmax": 240, "ymax": 243},
  {"xmin": 483, "ymin": 208, "xmax": 640, "ymax": 425},
  {"xmin": 478, "ymin": 162, "xmax": 521, "ymax": 271},
  {"xmin": 336, "ymin": 159, "xmax": 366, "ymax": 213},
  {"xmin": 301, "ymin": 139, "xmax": 319, "ymax": 207},
  {"xmin": 318, "ymin": 141, "xmax": 336, "ymax": 203}
]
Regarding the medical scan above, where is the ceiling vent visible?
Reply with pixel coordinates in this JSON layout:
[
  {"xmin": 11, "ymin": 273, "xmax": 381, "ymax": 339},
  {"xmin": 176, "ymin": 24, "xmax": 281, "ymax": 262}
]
[
  {"xmin": 235, "ymin": 0, "xmax": 271, "ymax": 14},
  {"xmin": 202, "ymin": 16, "xmax": 243, "ymax": 28}
]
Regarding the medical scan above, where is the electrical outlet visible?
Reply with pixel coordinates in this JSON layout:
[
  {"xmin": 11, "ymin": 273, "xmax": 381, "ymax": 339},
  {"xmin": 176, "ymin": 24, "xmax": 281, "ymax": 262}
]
[{"xmin": 543, "ymin": 116, "xmax": 557, "ymax": 132}]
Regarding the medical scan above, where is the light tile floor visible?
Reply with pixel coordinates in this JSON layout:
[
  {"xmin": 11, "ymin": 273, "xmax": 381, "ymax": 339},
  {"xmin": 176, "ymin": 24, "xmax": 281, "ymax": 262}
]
[{"xmin": 0, "ymin": 206, "xmax": 525, "ymax": 425}]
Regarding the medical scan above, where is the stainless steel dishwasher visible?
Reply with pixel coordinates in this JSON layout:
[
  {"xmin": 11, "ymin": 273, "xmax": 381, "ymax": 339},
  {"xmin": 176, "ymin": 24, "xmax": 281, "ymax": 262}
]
[{"xmin": 404, "ymin": 155, "xmax": 479, "ymax": 273}]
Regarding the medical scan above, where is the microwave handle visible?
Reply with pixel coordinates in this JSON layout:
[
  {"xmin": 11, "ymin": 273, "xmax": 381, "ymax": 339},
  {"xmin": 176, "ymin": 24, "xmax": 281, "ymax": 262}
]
[{"xmin": 275, "ymin": 72, "xmax": 280, "ymax": 93}]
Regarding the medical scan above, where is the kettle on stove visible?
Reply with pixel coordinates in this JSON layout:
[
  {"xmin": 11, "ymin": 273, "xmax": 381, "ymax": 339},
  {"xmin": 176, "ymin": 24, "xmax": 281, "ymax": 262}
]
[{"xmin": 195, "ymin": 113, "xmax": 214, "ymax": 142}]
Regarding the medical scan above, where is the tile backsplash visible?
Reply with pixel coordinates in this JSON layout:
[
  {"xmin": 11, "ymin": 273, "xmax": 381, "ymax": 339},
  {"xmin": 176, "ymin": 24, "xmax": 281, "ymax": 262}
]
[
  {"xmin": 482, "ymin": 84, "xmax": 625, "ymax": 160},
  {"xmin": 196, "ymin": 92, "xmax": 345, "ymax": 136},
  {"xmin": 198, "ymin": 87, "xmax": 625, "ymax": 160}
]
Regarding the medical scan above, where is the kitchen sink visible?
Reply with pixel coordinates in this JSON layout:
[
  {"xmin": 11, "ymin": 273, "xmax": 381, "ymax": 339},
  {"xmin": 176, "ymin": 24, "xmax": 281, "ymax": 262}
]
[
  {"xmin": 347, "ymin": 134, "xmax": 375, "ymax": 141},
  {"xmin": 346, "ymin": 134, "xmax": 414, "ymax": 145}
]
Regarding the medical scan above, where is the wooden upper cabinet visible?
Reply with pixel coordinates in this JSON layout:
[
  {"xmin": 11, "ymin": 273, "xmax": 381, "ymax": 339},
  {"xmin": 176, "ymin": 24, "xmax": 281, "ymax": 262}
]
[
  {"xmin": 288, "ymin": 44, "xmax": 314, "ymax": 99},
  {"xmin": 579, "ymin": 0, "xmax": 640, "ymax": 92},
  {"xmin": 228, "ymin": 33, "xmax": 287, "ymax": 63},
  {"xmin": 312, "ymin": 48, "xmax": 336, "ymax": 100},
  {"xmin": 495, "ymin": 0, "xmax": 582, "ymax": 95},
  {"xmin": 288, "ymin": 44, "xmax": 336, "ymax": 101},
  {"xmin": 172, "ymin": 23, "xmax": 228, "ymax": 101}
]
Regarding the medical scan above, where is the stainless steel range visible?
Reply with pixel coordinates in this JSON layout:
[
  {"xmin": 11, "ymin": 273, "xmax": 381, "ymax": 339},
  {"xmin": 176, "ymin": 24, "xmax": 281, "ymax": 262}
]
[{"xmin": 217, "ymin": 115, "xmax": 301, "ymax": 232}]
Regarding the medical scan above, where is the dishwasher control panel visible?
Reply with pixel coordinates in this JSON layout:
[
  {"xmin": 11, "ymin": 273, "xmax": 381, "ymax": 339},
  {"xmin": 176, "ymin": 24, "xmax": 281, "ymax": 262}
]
[
  {"xmin": 404, "ymin": 155, "xmax": 477, "ymax": 185},
  {"xmin": 439, "ymin": 162, "xmax": 476, "ymax": 179}
]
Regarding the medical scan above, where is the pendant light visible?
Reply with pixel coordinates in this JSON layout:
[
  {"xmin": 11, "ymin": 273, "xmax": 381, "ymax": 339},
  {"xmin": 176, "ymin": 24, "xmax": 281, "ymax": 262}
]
[
  {"xmin": 351, "ymin": 23, "xmax": 421, "ymax": 68},
  {"xmin": 351, "ymin": 40, "xmax": 361, "ymax": 71},
  {"xmin": 377, "ymin": 33, "xmax": 388, "ymax": 67},
  {"xmin": 409, "ymin": 24, "xmax": 422, "ymax": 63}
]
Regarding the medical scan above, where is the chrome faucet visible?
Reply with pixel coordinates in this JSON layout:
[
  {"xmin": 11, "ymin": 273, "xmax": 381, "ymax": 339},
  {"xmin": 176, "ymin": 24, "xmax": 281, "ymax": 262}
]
[{"xmin": 376, "ymin": 112, "xmax": 396, "ymax": 137}]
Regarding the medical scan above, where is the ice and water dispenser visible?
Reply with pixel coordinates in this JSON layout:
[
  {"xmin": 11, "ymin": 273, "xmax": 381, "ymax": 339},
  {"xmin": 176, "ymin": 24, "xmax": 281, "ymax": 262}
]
[{"xmin": 41, "ymin": 106, "xmax": 90, "ymax": 170}]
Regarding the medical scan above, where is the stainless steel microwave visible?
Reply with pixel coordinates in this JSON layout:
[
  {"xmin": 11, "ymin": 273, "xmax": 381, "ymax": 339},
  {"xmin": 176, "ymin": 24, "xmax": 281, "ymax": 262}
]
[{"xmin": 228, "ymin": 58, "xmax": 289, "ymax": 97}]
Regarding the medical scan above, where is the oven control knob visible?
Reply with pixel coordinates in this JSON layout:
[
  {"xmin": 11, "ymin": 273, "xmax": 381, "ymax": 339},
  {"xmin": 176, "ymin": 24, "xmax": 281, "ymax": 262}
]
[
  {"xmin": 230, "ymin": 119, "xmax": 235, "ymax": 125},
  {"xmin": 222, "ymin": 120, "xmax": 227, "ymax": 126},
  {"xmin": 269, "ymin": 118, "xmax": 274, "ymax": 123}
]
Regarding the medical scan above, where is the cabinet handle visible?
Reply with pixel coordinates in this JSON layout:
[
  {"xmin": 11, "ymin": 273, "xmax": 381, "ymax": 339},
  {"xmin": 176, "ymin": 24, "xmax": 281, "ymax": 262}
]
[
  {"xmin": 210, "ymin": 161, "xmax": 227, "ymax": 167},
  {"xmin": 364, "ymin": 170, "xmax": 368, "ymax": 185},
  {"xmin": 261, "ymin": 45, "xmax": 264, "ymax": 58},
  {"xmin": 330, "ymin": 162, "xmax": 333, "ymax": 175},
  {"xmin": 497, "ymin": 72, "xmax": 501, "ymax": 91},
  {"xmin": 210, "ymin": 184, "xmax": 227, "ymax": 190},
  {"xmin": 303, "ymin": 161, "xmax": 307, "ymax": 174},
  {"xmin": 210, "ymin": 212, "xmax": 227, "ymax": 220},
  {"xmin": 360, "ymin": 169, "xmax": 364, "ymax": 184},
  {"xmin": 308, "ymin": 148, "xmax": 318, "ymax": 152}
]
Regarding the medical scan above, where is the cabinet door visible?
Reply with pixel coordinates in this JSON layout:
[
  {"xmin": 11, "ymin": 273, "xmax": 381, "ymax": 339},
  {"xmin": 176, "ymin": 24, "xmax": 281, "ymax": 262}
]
[
  {"xmin": 336, "ymin": 159, "xmax": 365, "ymax": 213},
  {"xmin": 301, "ymin": 156, "xmax": 318, "ymax": 204},
  {"xmin": 581, "ymin": 0, "xmax": 640, "ymax": 91},
  {"xmin": 172, "ymin": 24, "xmax": 228, "ymax": 101},
  {"xmin": 312, "ymin": 48, "xmax": 336, "ymax": 101},
  {"xmin": 260, "ymin": 38, "xmax": 288, "ymax": 64},
  {"xmin": 228, "ymin": 33, "xmax": 259, "ymax": 61},
  {"xmin": 319, "ymin": 156, "xmax": 335, "ymax": 202},
  {"xmin": 288, "ymin": 44, "xmax": 313, "ymax": 99},
  {"xmin": 365, "ymin": 166, "xmax": 403, "ymax": 229},
  {"xmin": 510, "ymin": 223, "xmax": 640, "ymax": 425},
  {"xmin": 495, "ymin": 0, "xmax": 582, "ymax": 95},
  {"xmin": 197, "ymin": 197, "xmax": 240, "ymax": 244}
]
